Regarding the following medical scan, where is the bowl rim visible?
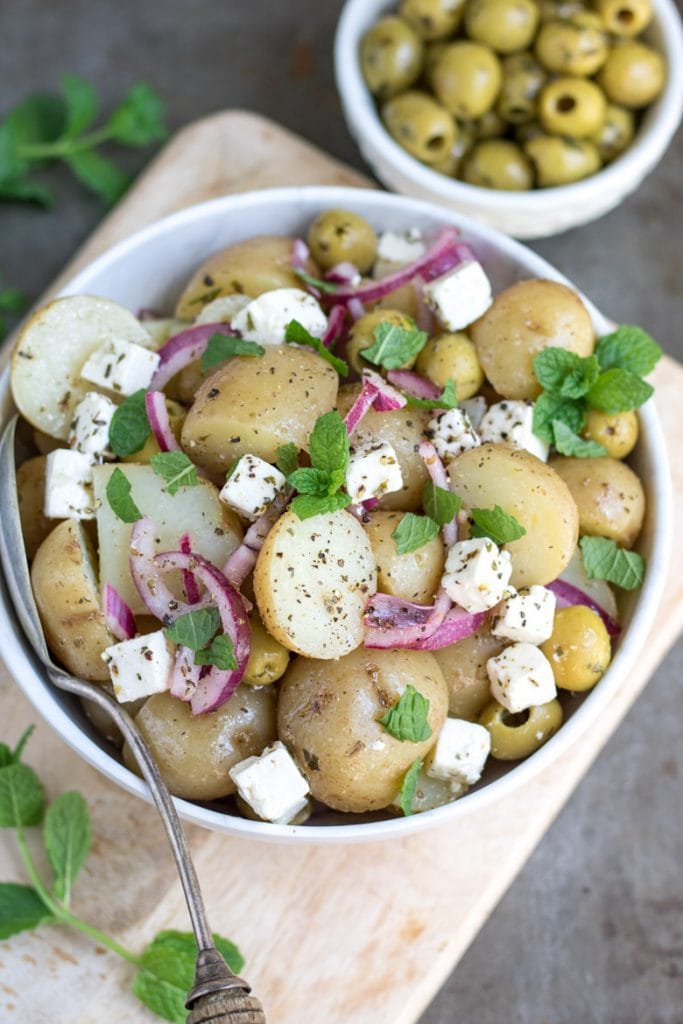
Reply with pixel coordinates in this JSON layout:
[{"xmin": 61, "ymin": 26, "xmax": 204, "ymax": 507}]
[
  {"xmin": 334, "ymin": 0, "xmax": 683, "ymax": 212},
  {"xmin": 0, "ymin": 184, "xmax": 673, "ymax": 844}
]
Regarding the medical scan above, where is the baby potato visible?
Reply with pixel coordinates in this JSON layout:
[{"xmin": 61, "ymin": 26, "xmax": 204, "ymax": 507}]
[
  {"xmin": 242, "ymin": 613, "xmax": 290, "ymax": 686},
  {"xmin": 448, "ymin": 443, "xmax": 579, "ymax": 587},
  {"xmin": 415, "ymin": 332, "xmax": 484, "ymax": 399},
  {"xmin": 347, "ymin": 309, "xmax": 418, "ymax": 374},
  {"xmin": 582, "ymin": 409, "xmax": 638, "ymax": 459},
  {"xmin": 17, "ymin": 455, "xmax": 54, "ymax": 560},
  {"xmin": 175, "ymin": 236, "xmax": 316, "ymax": 321},
  {"xmin": 364, "ymin": 509, "xmax": 445, "ymax": 603},
  {"xmin": 181, "ymin": 346, "xmax": 338, "ymax": 475},
  {"xmin": 470, "ymin": 279, "xmax": 595, "ymax": 400},
  {"xmin": 433, "ymin": 623, "xmax": 506, "ymax": 719},
  {"xmin": 31, "ymin": 518, "xmax": 115, "ymax": 682},
  {"xmin": 278, "ymin": 647, "xmax": 448, "ymax": 813},
  {"xmin": 124, "ymin": 686, "xmax": 276, "ymax": 800},
  {"xmin": 549, "ymin": 455, "xmax": 645, "ymax": 548}
]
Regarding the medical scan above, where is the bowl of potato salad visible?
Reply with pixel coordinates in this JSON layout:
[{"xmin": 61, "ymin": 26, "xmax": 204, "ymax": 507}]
[{"xmin": 0, "ymin": 187, "xmax": 671, "ymax": 842}]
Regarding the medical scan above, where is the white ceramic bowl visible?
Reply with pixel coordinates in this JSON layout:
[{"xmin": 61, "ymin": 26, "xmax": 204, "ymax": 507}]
[
  {"xmin": 0, "ymin": 186, "xmax": 672, "ymax": 843},
  {"xmin": 335, "ymin": 0, "xmax": 683, "ymax": 238}
]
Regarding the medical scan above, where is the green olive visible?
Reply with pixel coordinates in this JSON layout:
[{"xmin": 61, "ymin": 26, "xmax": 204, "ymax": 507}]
[
  {"xmin": 399, "ymin": 0, "xmax": 466, "ymax": 40},
  {"xmin": 535, "ymin": 13, "xmax": 609, "ymax": 76},
  {"xmin": 430, "ymin": 149, "xmax": 460, "ymax": 175},
  {"xmin": 595, "ymin": 0, "xmax": 653, "ymax": 36},
  {"xmin": 479, "ymin": 699, "xmax": 564, "ymax": 760},
  {"xmin": 415, "ymin": 332, "xmax": 485, "ymax": 397},
  {"xmin": 539, "ymin": 0, "xmax": 587, "ymax": 19},
  {"xmin": 514, "ymin": 119, "xmax": 545, "ymax": 145},
  {"xmin": 590, "ymin": 103, "xmax": 635, "ymax": 161},
  {"xmin": 306, "ymin": 209, "xmax": 378, "ymax": 274},
  {"xmin": 524, "ymin": 133, "xmax": 601, "ymax": 186},
  {"xmin": 382, "ymin": 90, "xmax": 458, "ymax": 165},
  {"xmin": 348, "ymin": 309, "xmax": 418, "ymax": 374},
  {"xmin": 496, "ymin": 52, "xmax": 547, "ymax": 125},
  {"xmin": 242, "ymin": 614, "xmax": 290, "ymax": 686},
  {"xmin": 469, "ymin": 109, "xmax": 508, "ymax": 138},
  {"xmin": 540, "ymin": 605, "xmax": 611, "ymax": 691},
  {"xmin": 582, "ymin": 408, "xmax": 639, "ymax": 458},
  {"xmin": 538, "ymin": 77, "xmax": 607, "ymax": 139},
  {"xmin": 431, "ymin": 41, "xmax": 503, "ymax": 119},
  {"xmin": 360, "ymin": 16, "xmax": 425, "ymax": 100},
  {"xmin": 461, "ymin": 139, "xmax": 534, "ymax": 190},
  {"xmin": 597, "ymin": 41, "xmax": 666, "ymax": 109},
  {"xmin": 464, "ymin": 0, "xmax": 539, "ymax": 54}
]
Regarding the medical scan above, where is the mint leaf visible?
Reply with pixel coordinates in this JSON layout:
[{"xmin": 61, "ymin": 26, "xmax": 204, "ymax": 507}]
[
  {"xmin": 108, "ymin": 388, "xmax": 151, "ymax": 456},
  {"xmin": 194, "ymin": 634, "xmax": 237, "ymax": 671},
  {"xmin": 391, "ymin": 513, "xmax": 440, "ymax": 555},
  {"xmin": 533, "ymin": 349, "xmax": 599, "ymax": 399},
  {"xmin": 423, "ymin": 481, "xmax": 461, "ymax": 526},
  {"xmin": 595, "ymin": 325, "xmax": 662, "ymax": 377},
  {"xmin": 10, "ymin": 725, "xmax": 34, "ymax": 764},
  {"xmin": 308, "ymin": 410, "xmax": 350, "ymax": 478},
  {"xmin": 61, "ymin": 75, "xmax": 99, "ymax": 137},
  {"xmin": 362, "ymin": 321, "xmax": 428, "ymax": 370},
  {"xmin": 0, "ymin": 747, "xmax": 12, "ymax": 769},
  {"xmin": 200, "ymin": 333, "xmax": 264, "ymax": 373},
  {"xmin": 0, "ymin": 763, "xmax": 44, "ymax": 828},
  {"xmin": 66, "ymin": 150, "xmax": 129, "ymax": 205},
  {"xmin": 587, "ymin": 368, "xmax": 653, "ymax": 413},
  {"xmin": 379, "ymin": 685, "xmax": 432, "ymax": 743},
  {"xmin": 532, "ymin": 392, "xmax": 585, "ymax": 445},
  {"xmin": 107, "ymin": 83, "xmax": 167, "ymax": 147},
  {"xmin": 105, "ymin": 468, "xmax": 142, "ymax": 524},
  {"xmin": 0, "ymin": 287, "xmax": 26, "ymax": 313},
  {"xmin": 399, "ymin": 758, "xmax": 422, "ymax": 816},
  {"xmin": 288, "ymin": 467, "xmax": 333, "ymax": 495},
  {"xmin": 0, "ymin": 883, "xmax": 53, "ymax": 940},
  {"xmin": 406, "ymin": 378, "xmax": 457, "ymax": 410},
  {"xmin": 43, "ymin": 792, "xmax": 91, "ymax": 904},
  {"xmin": 150, "ymin": 451, "xmax": 199, "ymax": 495},
  {"xmin": 165, "ymin": 608, "xmax": 220, "ymax": 651},
  {"xmin": 552, "ymin": 420, "xmax": 607, "ymax": 458},
  {"xmin": 290, "ymin": 492, "xmax": 350, "ymax": 520},
  {"xmin": 0, "ymin": 175, "xmax": 54, "ymax": 207},
  {"xmin": 285, "ymin": 319, "xmax": 348, "ymax": 377},
  {"xmin": 276, "ymin": 443, "xmax": 299, "ymax": 477},
  {"xmin": 470, "ymin": 505, "xmax": 526, "ymax": 545},
  {"xmin": 292, "ymin": 268, "xmax": 339, "ymax": 294},
  {"xmin": 580, "ymin": 536, "xmax": 645, "ymax": 591}
]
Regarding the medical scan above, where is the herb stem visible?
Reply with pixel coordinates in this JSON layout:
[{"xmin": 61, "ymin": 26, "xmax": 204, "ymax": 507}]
[{"xmin": 17, "ymin": 127, "xmax": 112, "ymax": 160}]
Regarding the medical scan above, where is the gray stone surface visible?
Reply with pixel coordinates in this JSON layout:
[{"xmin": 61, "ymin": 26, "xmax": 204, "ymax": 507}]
[{"xmin": 1, "ymin": 2, "xmax": 681, "ymax": 1021}]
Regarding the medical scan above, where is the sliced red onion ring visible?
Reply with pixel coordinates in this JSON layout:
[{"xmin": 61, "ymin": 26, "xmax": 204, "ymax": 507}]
[
  {"xmin": 365, "ymin": 369, "xmax": 407, "ymax": 411},
  {"xmin": 292, "ymin": 238, "xmax": 311, "ymax": 271},
  {"xmin": 130, "ymin": 518, "xmax": 211, "ymax": 624},
  {"xmin": 103, "ymin": 583, "xmax": 136, "ymax": 641},
  {"xmin": 347, "ymin": 297, "xmax": 365, "ymax": 321},
  {"xmin": 387, "ymin": 369, "xmax": 441, "ymax": 400},
  {"xmin": 223, "ymin": 489, "xmax": 291, "ymax": 588},
  {"xmin": 145, "ymin": 390, "xmax": 180, "ymax": 453},
  {"xmin": 547, "ymin": 579, "xmax": 621, "ymax": 637},
  {"xmin": 365, "ymin": 592, "xmax": 435, "ymax": 629},
  {"xmin": 348, "ymin": 496, "xmax": 380, "ymax": 521},
  {"xmin": 344, "ymin": 377, "xmax": 380, "ymax": 434},
  {"xmin": 419, "ymin": 439, "xmax": 458, "ymax": 548},
  {"xmin": 364, "ymin": 588, "xmax": 452, "ymax": 648},
  {"xmin": 150, "ymin": 322, "xmax": 236, "ymax": 390},
  {"xmin": 322, "ymin": 304, "xmax": 347, "ymax": 349},
  {"xmin": 179, "ymin": 534, "xmax": 201, "ymax": 605},
  {"xmin": 416, "ymin": 607, "xmax": 488, "ymax": 651},
  {"xmin": 325, "ymin": 261, "xmax": 360, "ymax": 285}
]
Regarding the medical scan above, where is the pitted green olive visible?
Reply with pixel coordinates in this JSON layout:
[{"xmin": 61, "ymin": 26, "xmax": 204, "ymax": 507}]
[
  {"xmin": 590, "ymin": 103, "xmax": 635, "ymax": 161},
  {"xmin": 497, "ymin": 52, "xmax": 547, "ymax": 125},
  {"xmin": 361, "ymin": 16, "xmax": 425, "ymax": 100},
  {"xmin": 535, "ymin": 13, "xmax": 609, "ymax": 76},
  {"xmin": 431, "ymin": 41, "xmax": 503, "ymax": 119},
  {"xmin": 479, "ymin": 698, "xmax": 563, "ymax": 759},
  {"xmin": 538, "ymin": 77, "xmax": 607, "ymax": 139},
  {"xmin": 464, "ymin": 0, "xmax": 539, "ymax": 54},
  {"xmin": 399, "ymin": 0, "xmax": 466, "ymax": 40},
  {"xmin": 462, "ymin": 139, "xmax": 534, "ymax": 189},
  {"xmin": 524, "ymin": 134, "xmax": 601, "ymax": 186},
  {"xmin": 597, "ymin": 41, "xmax": 665, "ymax": 109},
  {"xmin": 383, "ymin": 90, "xmax": 458, "ymax": 165}
]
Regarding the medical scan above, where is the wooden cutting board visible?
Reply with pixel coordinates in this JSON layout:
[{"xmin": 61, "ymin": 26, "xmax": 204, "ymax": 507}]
[{"xmin": 1, "ymin": 111, "xmax": 682, "ymax": 1024}]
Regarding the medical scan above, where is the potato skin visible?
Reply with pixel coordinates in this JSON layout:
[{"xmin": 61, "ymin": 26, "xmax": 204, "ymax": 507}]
[
  {"xmin": 125, "ymin": 686, "xmax": 276, "ymax": 800},
  {"xmin": 181, "ymin": 347, "xmax": 339, "ymax": 475},
  {"xmin": 470, "ymin": 279, "xmax": 594, "ymax": 399},
  {"xmin": 549, "ymin": 455, "xmax": 645, "ymax": 548},
  {"xmin": 364, "ymin": 509, "xmax": 444, "ymax": 603},
  {"xmin": 448, "ymin": 443, "xmax": 579, "ymax": 587},
  {"xmin": 17, "ymin": 456, "xmax": 54, "ymax": 560},
  {"xmin": 31, "ymin": 519, "xmax": 114, "ymax": 681},
  {"xmin": 278, "ymin": 647, "xmax": 448, "ymax": 813},
  {"xmin": 433, "ymin": 624, "xmax": 506, "ymax": 719}
]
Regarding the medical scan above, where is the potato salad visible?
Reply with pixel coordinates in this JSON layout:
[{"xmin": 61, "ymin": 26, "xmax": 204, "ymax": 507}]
[{"xmin": 10, "ymin": 207, "xmax": 660, "ymax": 825}]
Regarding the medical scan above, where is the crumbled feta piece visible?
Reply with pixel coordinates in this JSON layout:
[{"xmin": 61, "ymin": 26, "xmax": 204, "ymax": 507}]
[
  {"xmin": 231, "ymin": 288, "xmax": 327, "ymax": 346},
  {"xmin": 479, "ymin": 400, "xmax": 549, "ymax": 462},
  {"xmin": 422, "ymin": 260, "xmax": 492, "ymax": 330},
  {"xmin": 102, "ymin": 630, "xmax": 173, "ymax": 704},
  {"xmin": 373, "ymin": 230, "xmax": 426, "ymax": 278},
  {"xmin": 427, "ymin": 407, "xmax": 480, "ymax": 463},
  {"xmin": 427, "ymin": 718, "xmax": 491, "ymax": 786},
  {"xmin": 459, "ymin": 395, "xmax": 488, "ymax": 431},
  {"xmin": 220, "ymin": 454, "xmax": 286, "ymax": 520},
  {"xmin": 195, "ymin": 294, "xmax": 251, "ymax": 325},
  {"xmin": 80, "ymin": 339, "xmax": 160, "ymax": 396},
  {"xmin": 441, "ymin": 537, "xmax": 512, "ymax": 613},
  {"xmin": 44, "ymin": 449, "xmax": 96, "ymax": 520},
  {"xmin": 487, "ymin": 642, "xmax": 557, "ymax": 713},
  {"xmin": 68, "ymin": 391, "xmax": 116, "ymax": 460},
  {"xmin": 345, "ymin": 440, "xmax": 403, "ymax": 502},
  {"xmin": 229, "ymin": 741, "xmax": 310, "ymax": 825},
  {"xmin": 491, "ymin": 585, "xmax": 556, "ymax": 644}
]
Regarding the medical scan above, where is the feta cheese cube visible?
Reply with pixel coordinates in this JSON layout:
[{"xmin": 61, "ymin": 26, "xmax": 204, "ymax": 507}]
[
  {"xmin": 491, "ymin": 585, "xmax": 556, "ymax": 644},
  {"xmin": 195, "ymin": 294, "xmax": 251, "ymax": 325},
  {"xmin": 427, "ymin": 718, "xmax": 491, "ymax": 786},
  {"xmin": 219, "ymin": 454, "xmax": 286, "ymax": 520},
  {"xmin": 441, "ymin": 537, "xmax": 512, "ymax": 613},
  {"xmin": 68, "ymin": 391, "xmax": 116, "ymax": 460},
  {"xmin": 229, "ymin": 741, "xmax": 310, "ymax": 824},
  {"xmin": 80, "ymin": 339, "xmax": 160, "ymax": 396},
  {"xmin": 231, "ymin": 288, "xmax": 327, "ymax": 346},
  {"xmin": 345, "ymin": 440, "xmax": 403, "ymax": 502},
  {"xmin": 459, "ymin": 395, "xmax": 487, "ymax": 431},
  {"xmin": 44, "ymin": 449, "xmax": 96, "ymax": 520},
  {"xmin": 487, "ymin": 642, "xmax": 556, "ymax": 713},
  {"xmin": 102, "ymin": 630, "xmax": 173, "ymax": 704},
  {"xmin": 427, "ymin": 407, "xmax": 480, "ymax": 463},
  {"xmin": 479, "ymin": 400, "xmax": 549, "ymax": 462},
  {"xmin": 422, "ymin": 260, "xmax": 492, "ymax": 330},
  {"xmin": 373, "ymin": 230, "xmax": 426, "ymax": 279}
]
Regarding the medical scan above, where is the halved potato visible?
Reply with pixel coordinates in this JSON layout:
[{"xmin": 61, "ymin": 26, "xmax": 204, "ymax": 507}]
[
  {"xmin": 254, "ymin": 509, "xmax": 377, "ymax": 659},
  {"xmin": 11, "ymin": 296, "xmax": 151, "ymax": 440},
  {"xmin": 17, "ymin": 455, "xmax": 54, "ymax": 560}
]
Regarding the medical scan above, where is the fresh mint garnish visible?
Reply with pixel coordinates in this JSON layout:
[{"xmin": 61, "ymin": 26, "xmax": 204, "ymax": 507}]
[
  {"xmin": 285, "ymin": 319, "xmax": 348, "ymax": 377},
  {"xmin": 150, "ymin": 451, "xmax": 199, "ymax": 495},
  {"xmin": 200, "ymin": 333, "xmax": 264, "ymax": 373},
  {"xmin": 399, "ymin": 758, "xmax": 423, "ymax": 817},
  {"xmin": 406, "ymin": 378, "xmax": 457, "ymax": 410},
  {"xmin": 290, "ymin": 492, "xmax": 350, "ymax": 520},
  {"xmin": 275, "ymin": 443, "xmax": 299, "ymax": 478},
  {"xmin": 288, "ymin": 411, "xmax": 351, "ymax": 520},
  {"xmin": 391, "ymin": 513, "xmax": 440, "ymax": 555},
  {"xmin": 586, "ymin": 367, "xmax": 653, "ymax": 414},
  {"xmin": 165, "ymin": 608, "xmax": 220, "ymax": 651},
  {"xmin": 379, "ymin": 685, "xmax": 432, "ymax": 743},
  {"xmin": 108, "ymin": 388, "xmax": 151, "ymax": 457},
  {"xmin": 533, "ymin": 349, "xmax": 600, "ymax": 400},
  {"xmin": 580, "ymin": 535, "xmax": 645, "ymax": 590},
  {"xmin": 470, "ymin": 505, "xmax": 526, "ymax": 545},
  {"xmin": 532, "ymin": 392, "xmax": 586, "ymax": 445},
  {"xmin": 361, "ymin": 320, "xmax": 428, "ymax": 370},
  {"xmin": 105, "ymin": 467, "xmax": 142, "ymax": 524},
  {"xmin": 43, "ymin": 792, "xmax": 91, "ymax": 905},
  {"xmin": 594, "ymin": 325, "xmax": 662, "ymax": 377},
  {"xmin": 422, "ymin": 481, "xmax": 461, "ymax": 526},
  {"xmin": 194, "ymin": 634, "xmax": 237, "ymax": 671},
  {"xmin": 552, "ymin": 420, "xmax": 607, "ymax": 458},
  {"xmin": 292, "ymin": 268, "xmax": 339, "ymax": 294}
]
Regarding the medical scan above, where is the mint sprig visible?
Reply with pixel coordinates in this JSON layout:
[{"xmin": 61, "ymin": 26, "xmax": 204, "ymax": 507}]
[
  {"xmin": 362, "ymin": 320, "xmax": 428, "ymax": 370},
  {"xmin": 165, "ymin": 608, "xmax": 220, "ymax": 651},
  {"xmin": 391, "ymin": 513, "xmax": 440, "ymax": 555},
  {"xmin": 200, "ymin": 334, "xmax": 264, "ymax": 373},
  {"xmin": 399, "ymin": 758, "xmax": 423, "ymax": 817},
  {"xmin": 379, "ymin": 686, "xmax": 432, "ymax": 743},
  {"xmin": 580, "ymin": 535, "xmax": 645, "ymax": 590},
  {"xmin": 150, "ymin": 451, "xmax": 199, "ymax": 495},
  {"xmin": 594, "ymin": 325, "xmax": 662, "ymax": 377},
  {"xmin": 423, "ymin": 481, "xmax": 461, "ymax": 526},
  {"xmin": 288, "ymin": 411, "xmax": 351, "ymax": 520},
  {"xmin": 406, "ymin": 378, "xmax": 457, "ymax": 410},
  {"xmin": 470, "ymin": 505, "xmax": 526, "ymax": 545},
  {"xmin": 552, "ymin": 420, "xmax": 607, "ymax": 458},
  {"xmin": 586, "ymin": 367, "xmax": 653, "ymax": 414},
  {"xmin": 285, "ymin": 319, "xmax": 348, "ymax": 377},
  {"xmin": 194, "ymin": 634, "xmax": 238, "ymax": 671},
  {"xmin": 275, "ymin": 443, "xmax": 299, "ymax": 477},
  {"xmin": 105, "ymin": 467, "xmax": 142, "ymax": 523},
  {"xmin": 108, "ymin": 388, "xmax": 151, "ymax": 457}
]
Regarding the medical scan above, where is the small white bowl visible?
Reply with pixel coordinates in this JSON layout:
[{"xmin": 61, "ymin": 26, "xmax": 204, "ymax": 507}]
[
  {"xmin": 335, "ymin": 0, "xmax": 683, "ymax": 238},
  {"xmin": 0, "ymin": 186, "xmax": 672, "ymax": 843}
]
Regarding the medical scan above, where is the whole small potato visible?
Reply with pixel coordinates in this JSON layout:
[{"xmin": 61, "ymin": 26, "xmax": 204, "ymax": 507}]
[
  {"xmin": 17, "ymin": 455, "xmax": 54, "ymax": 560},
  {"xmin": 470, "ymin": 279, "xmax": 594, "ymax": 400},
  {"xmin": 415, "ymin": 332, "xmax": 484, "ymax": 399},
  {"xmin": 364, "ymin": 509, "xmax": 445, "ymax": 603},
  {"xmin": 549, "ymin": 455, "xmax": 645, "ymax": 548},
  {"xmin": 242, "ymin": 613, "xmax": 290, "ymax": 686},
  {"xmin": 307, "ymin": 209, "xmax": 378, "ymax": 274},
  {"xmin": 541, "ymin": 605, "xmax": 611, "ymax": 691},
  {"xmin": 433, "ymin": 623, "xmax": 506, "ymax": 719},
  {"xmin": 583, "ymin": 409, "xmax": 639, "ymax": 459},
  {"xmin": 348, "ymin": 309, "xmax": 419, "ymax": 374},
  {"xmin": 81, "ymin": 685, "xmax": 145, "ymax": 747},
  {"xmin": 278, "ymin": 647, "xmax": 448, "ymax": 813},
  {"xmin": 124, "ymin": 686, "xmax": 277, "ymax": 800}
]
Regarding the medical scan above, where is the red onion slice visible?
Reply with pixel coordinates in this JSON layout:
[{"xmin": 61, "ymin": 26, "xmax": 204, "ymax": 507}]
[
  {"xmin": 347, "ymin": 297, "xmax": 365, "ymax": 321},
  {"xmin": 150, "ymin": 322, "xmax": 236, "ymax": 390},
  {"xmin": 387, "ymin": 369, "xmax": 441, "ymax": 400},
  {"xmin": 419, "ymin": 440, "xmax": 458, "ymax": 548},
  {"xmin": 325, "ymin": 261, "xmax": 360, "ymax": 285},
  {"xmin": 223, "ymin": 489, "xmax": 291, "ymax": 588},
  {"xmin": 130, "ymin": 519, "xmax": 212, "ymax": 624},
  {"xmin": 145, "ymin": 390, "xmax": 181, "ymax": 452},
  {"xmin": 364, "ymin": 588, "xmax": 452, "ymax": 648},
  {"xmin": 547, "ymin": 579, "xmax": 621, "ymax": 637},
  {"xmin": 416, "ymin": 607, "xmax": 488, "ymax": 651},
  {"xmin": 364, "ymin": 369, "xmax": 407, "ymax": 411},
  {"xmin": 322, "ymin": 304, "xmax": 347, "ymax": 349},
  {"xmin": 103, "ymin": 583, "xmax": 136, "ymax": 641},
  {"xmin": 344, "ymin": 378, "xmax": 380, "ymax": 435},
  {"xmin": 292, "ymin": 238, "xmax": 311, "ymax": 271},
  {"xmin": 179, "ymin": 533, "xmax": 201, "ymax": 605}
]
